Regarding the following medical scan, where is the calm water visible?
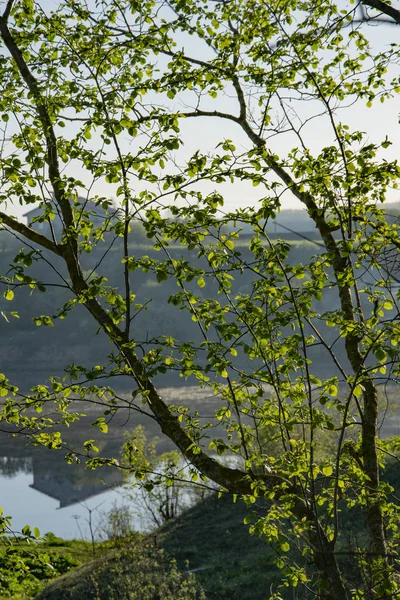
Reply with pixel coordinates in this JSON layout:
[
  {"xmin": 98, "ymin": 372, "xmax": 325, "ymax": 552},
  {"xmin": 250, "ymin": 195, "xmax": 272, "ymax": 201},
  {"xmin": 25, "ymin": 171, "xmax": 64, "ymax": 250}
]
[
  {"xmin": 1, "ymin": 471, "xmax": 132, "ymax": 539},
  {"xmin": 1, "ymin": 384, "xmax": 398, "ymax": 539},
  {"xmin": 0, "ymin": 386, "xmax": 215, "ymax": 539}
]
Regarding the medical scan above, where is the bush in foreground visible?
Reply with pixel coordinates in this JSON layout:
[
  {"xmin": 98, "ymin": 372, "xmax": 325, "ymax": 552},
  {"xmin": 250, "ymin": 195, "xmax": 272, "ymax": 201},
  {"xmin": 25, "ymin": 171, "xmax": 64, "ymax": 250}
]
[{"xmin": 35, "ymin": 539, "xmax": 204, "ymax": 600}]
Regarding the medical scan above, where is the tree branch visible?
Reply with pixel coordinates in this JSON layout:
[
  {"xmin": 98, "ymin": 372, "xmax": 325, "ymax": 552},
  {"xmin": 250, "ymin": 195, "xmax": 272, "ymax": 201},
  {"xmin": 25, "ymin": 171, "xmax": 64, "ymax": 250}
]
[
  {"xmin": 2, "ymin": 0, "xmax": 14, "ymax": 21},
  {"xmin": 362, "ymin": 0, "xmax": 400, "ymax": 24},
  {"xmin": 0, "ymin": 7, "xmax": 264, "ymax": 501},
  {"xmin": 0, "ymin": 212, "xmax": 62, "ymax": 256},
  {"xmin": 0, "ymin": 15, "xmax": 75, "ymax": 240}
]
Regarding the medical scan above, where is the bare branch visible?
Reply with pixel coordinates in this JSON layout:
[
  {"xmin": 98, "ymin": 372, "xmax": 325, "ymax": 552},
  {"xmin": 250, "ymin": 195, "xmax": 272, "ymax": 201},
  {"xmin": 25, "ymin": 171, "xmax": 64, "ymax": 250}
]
[
  {"xmin": 2, "ymin": 0, "xmax": 14, "ymax": 21},
  {"xmin": 0, "ymin": 212, "xmax": 62, "ymax": 256},
  {"xmin": 0, "ymin": 15, "xmax": 75, "ymax": 239},
  {"xmin": 362, "ymin": 0, "xmax": 400, "ymax": 24}
]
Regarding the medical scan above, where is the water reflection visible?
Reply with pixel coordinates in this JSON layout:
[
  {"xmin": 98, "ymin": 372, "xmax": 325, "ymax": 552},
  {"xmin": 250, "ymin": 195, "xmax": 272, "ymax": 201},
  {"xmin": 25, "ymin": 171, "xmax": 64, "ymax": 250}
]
[
  {"xmin": 0, "ymin": 456, "xmax": 31, "ymax": 478},
  {"xmin": 0, "ymin": 387, "xmax": 215, "ymax": 537},
  {"xmin": 0, "ymin": 471, "xmax": 130, "ymax": 539},
  {"xmin": 0, "ymin": 437, "xmax": 128, "ymax": 537},
  {"xmin": 0, "ymin": 407, "xmax": 136, "ymax": 537},
  {"xmin": 2, "ymin": 383, "xmax": 397, "ymax": 539}
]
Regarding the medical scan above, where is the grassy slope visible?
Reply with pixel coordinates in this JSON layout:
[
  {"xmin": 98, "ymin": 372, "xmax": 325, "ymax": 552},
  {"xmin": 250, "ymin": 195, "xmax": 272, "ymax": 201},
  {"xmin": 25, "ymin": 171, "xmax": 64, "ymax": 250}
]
[
  {"xmin": 158, "ymin": 461, "xmax": 400, "ymax": 600},
  {"xmin": 159, "ymin": 493, "xmax": 282, "ymax": 600},
  {"xmin": 16, "ymin": 468, "xmax": 400, "ymax": 600},
  {"xmin": 34, "ymin": 537, "xmax": 204, "ymax": 600},
  {"xmin": 30, "ymin": 494, "xmax": 283, "ymax": 600}
]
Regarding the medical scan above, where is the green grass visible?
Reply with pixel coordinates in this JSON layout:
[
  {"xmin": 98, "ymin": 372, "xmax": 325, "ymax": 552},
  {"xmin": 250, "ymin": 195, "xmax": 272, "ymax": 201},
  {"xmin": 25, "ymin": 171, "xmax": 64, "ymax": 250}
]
[
  {"xmin": 34, "ymin": 537, "xmax": 204, "ymax": 600},
  {"xmin": 0, "ymin": 493, "xmax": 283, "ymax": 600},
  {"xmin": 0, "ymin": 536, "xmax": 96, "ymax": 599},
  {"xmin": 15, "ymin": 493, "xmax": 283, "ymax": 600},
  {"xmin": 7, "ymin": 476, "xmax": 400, "ymax": 600}
]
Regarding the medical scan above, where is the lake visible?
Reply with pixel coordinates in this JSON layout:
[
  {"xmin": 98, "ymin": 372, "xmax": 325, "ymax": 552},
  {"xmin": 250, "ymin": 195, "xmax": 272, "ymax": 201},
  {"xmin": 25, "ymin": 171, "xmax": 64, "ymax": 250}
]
[
  {"xmin": 0, "ymin": 386, "xmax": 221, "ymax": 539},
  {"xmin": 1, "ymin": 384, "xmax": 399, "ymax": 540},
  {"xmin": 0, "ymin": 471, "xmax": 129, "ymax": 539}
]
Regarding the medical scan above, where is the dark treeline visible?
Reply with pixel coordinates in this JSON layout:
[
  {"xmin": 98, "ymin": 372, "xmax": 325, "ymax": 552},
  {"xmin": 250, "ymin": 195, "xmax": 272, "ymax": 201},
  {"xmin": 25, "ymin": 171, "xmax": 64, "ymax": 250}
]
[{"xmin": 1, "ymin": 208, "xmax": 398, "ymax": 390}]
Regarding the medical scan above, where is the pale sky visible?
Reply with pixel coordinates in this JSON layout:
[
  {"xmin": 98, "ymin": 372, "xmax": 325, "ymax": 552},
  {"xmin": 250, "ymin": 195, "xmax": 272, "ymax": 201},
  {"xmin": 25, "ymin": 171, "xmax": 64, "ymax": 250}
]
[{"xmin": 1, "ymin": 0, "xmax": 400, "ymax": 222}]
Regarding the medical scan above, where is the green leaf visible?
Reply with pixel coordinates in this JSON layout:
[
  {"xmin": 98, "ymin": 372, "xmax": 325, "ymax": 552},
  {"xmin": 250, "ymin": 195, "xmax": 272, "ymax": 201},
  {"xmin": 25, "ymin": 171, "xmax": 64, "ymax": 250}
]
[
  {"xmin": 156, "ymin": 270, "xmax": 168, "ymax": 283},
  {"xmin": 4, "ymin": 290, "xmax": 14, "ymax": 301},
  {"xmin": 323, "ymin": 465, "xmax": 333, "ymax": 477},
  {"xmin": 327, "ymin": 384, "xmax": 337, "ymax": 397},
  {"xmin": 276, "ymin": 558, "xmax": 285, "ymax": 569},
  {"xmin": 280, "ymin": 542, "xmax": 290, "ymax": 552},
  {"xmin": 374, "ymin": 348, "xmax": 387, "ymax": 363}
]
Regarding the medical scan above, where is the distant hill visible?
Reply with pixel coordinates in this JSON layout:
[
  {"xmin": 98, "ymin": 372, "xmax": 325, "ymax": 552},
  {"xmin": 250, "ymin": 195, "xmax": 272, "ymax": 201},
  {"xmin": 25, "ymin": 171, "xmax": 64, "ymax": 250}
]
[
  {"xmin": 266, "ymin": 209, "xmax": 316, "ymax": 235},
  {"xmin": 384, "ymin": 201, "xmax": 400, "ymax": 221},
  {"xmin": 234, "ymin": 208, "xmax": 318, "ymax": 239}
]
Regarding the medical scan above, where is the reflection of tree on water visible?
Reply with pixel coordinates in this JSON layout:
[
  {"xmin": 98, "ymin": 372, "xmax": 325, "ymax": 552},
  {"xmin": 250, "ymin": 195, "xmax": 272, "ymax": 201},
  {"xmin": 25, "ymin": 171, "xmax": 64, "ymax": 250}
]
[
  {"xmin": 0, "ymin": 427, "xmax": 124, "ymax": 508},
  {"xmin": 0, "ymin": 456, "xmax": 32, "ymax": 477},
  {"xmin": 29, "ymin": 450, "xmax": 123, "ymax": 508},
  {"xmin": 0, "ymin": 389, "xmax": 187, "ymax": 510}
]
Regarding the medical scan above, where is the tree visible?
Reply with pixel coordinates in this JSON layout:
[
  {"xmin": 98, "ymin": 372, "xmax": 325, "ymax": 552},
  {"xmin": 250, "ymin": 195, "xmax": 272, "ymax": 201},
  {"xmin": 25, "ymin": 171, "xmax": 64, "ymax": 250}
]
[
  {"xmin": 121, "ymin": 425, "xmax": 214, "ymax": 529},
  {"xmin": 0, "ymin": 0, "xmax": 400, "ymax": 597}
]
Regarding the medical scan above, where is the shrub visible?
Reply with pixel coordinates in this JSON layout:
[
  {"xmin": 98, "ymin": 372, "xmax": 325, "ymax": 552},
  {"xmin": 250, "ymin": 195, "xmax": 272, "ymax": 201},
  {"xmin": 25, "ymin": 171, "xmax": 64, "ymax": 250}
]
[{"xmin": 35, "ymin": 539, "xmax": 205, "ymax": 600}]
